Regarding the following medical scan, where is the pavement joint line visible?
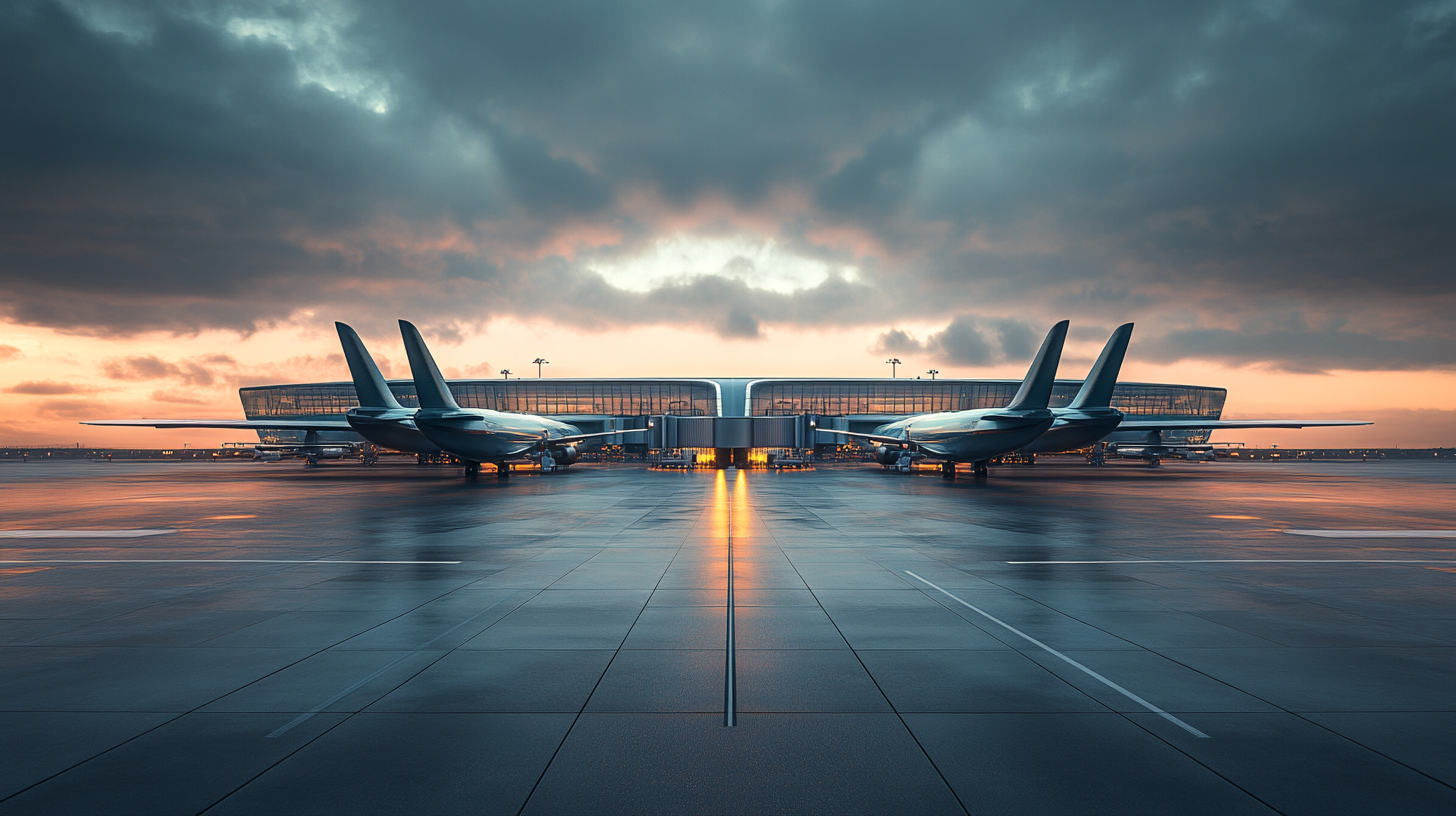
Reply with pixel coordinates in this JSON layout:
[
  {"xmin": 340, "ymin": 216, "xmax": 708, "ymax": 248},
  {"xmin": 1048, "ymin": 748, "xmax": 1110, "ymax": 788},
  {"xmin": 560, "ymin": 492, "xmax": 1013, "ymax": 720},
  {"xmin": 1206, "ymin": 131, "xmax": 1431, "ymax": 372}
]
[
  {"xmin": 266, "ymin": 590, "xmax": 523, "ymax": 738},
  {"xmin": 211, "ymin": 579, "xmax": 549, "ymax": 811},
  {"xmin": 1005, "ymin": 559, "xmax": 1456, "ymax": 565},
  {"xmin": 724, "ymin": 476, "xmax": 737, "ymax": 728},
  {"xmin": 779, "ymin": 494, "xmax": 972, "ymax": 816},
  {"xmin": 0, "ymin": 559, "xmax": 462, "ymax": 564},
  {"xmin": 903, "ymin": 570, "xmax": 1211, "ymax": 739},
  {"xmin": 0, "ymin": 529, "xmax": 176, "ymax": 538},
  {"xmin": 513, "ymin": 484, "xmax": 702, "ymax": 816},
  {"xmin": 1284, "ymin": 529, "xmax": 1456, "ymax": 538}
]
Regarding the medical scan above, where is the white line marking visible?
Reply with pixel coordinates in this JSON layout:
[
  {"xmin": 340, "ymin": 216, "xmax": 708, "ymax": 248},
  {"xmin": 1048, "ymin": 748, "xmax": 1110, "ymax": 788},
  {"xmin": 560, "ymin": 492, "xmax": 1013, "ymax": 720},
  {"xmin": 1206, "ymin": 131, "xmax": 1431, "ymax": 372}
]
[
  {"xmin": 0, "ymin": 559, "xmax": 461, "ymax": 565},
  {"xmin": 0, "ymin": 530, "xmax": 175, "ymax": 538},
  {"xmin": 1006, "ymin": 560, "xmax": 1456, "ymax": 565},
  {"xmin": 1284, "ymin": 530, "xmax": 1456, "ymax": 539},
  {"xmin": 904, "ymin": 570, "xmax": 1210, "ymax": 739},
  {"xmin": 267, "ymin": 592, "xmax": 520, "ymax": 738}
]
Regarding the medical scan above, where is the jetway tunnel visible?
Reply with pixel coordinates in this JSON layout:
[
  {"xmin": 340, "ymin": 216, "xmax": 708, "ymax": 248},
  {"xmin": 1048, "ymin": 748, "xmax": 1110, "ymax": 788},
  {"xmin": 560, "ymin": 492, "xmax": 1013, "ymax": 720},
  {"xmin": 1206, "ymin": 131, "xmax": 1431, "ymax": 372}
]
[{"xmin": 654, "ymin": 415, "xmax": 826, "ymax": 468}]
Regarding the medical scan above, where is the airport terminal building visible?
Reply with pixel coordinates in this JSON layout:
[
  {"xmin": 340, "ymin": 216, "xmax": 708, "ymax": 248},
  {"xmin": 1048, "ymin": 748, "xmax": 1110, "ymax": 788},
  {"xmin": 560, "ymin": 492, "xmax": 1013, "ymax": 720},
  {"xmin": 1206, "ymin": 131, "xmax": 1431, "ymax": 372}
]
[{"xmin": 239, "ymin": 377, "xmax": 1227, "ymax": 456}]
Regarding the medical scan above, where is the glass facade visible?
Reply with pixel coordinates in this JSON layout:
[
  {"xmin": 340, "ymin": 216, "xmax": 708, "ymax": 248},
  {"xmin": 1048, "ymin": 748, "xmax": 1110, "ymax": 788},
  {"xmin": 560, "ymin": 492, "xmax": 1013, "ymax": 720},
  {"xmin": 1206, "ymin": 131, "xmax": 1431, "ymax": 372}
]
[
  {"xmin": 240, "ymin": 383, "xmax": 357, "ymax": 418},
  {"xmin": 238, "ymin": 377, "xmax": 1226, "ymax": 447},
  {"xmin": 241, "ymin": 380, "xmax": 718, "ymax": 419},
  {"xmin": 747, "ymin": 380, "xmax": 1225, "ymax": 419}
]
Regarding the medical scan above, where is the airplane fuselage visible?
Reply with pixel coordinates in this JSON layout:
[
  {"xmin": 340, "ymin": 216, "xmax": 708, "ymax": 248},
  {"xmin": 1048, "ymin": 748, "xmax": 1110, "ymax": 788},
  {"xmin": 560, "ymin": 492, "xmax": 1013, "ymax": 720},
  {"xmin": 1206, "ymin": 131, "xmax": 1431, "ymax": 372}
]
[
  {"xmin": 345, "ymin": 408, "xmax": 444, "ymax": 455},
  {"xmin": 412, "ymin": 408, "xmax": 582, "ymax": 464},
  {"xmin": 875, "ymin": 408, "xmax": 1056, "ymax": 462},
  {"xmin": 1018, "ymin": 407, "xmax": 1125, "ymax": 454}
]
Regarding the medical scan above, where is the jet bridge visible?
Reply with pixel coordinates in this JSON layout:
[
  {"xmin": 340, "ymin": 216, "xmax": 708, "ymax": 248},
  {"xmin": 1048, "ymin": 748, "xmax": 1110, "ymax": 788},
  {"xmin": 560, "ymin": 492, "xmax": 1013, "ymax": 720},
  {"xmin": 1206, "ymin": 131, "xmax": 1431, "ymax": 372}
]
[{"xmin": 656, "ymin": 415, "xmax": 813, "ymax": 468}]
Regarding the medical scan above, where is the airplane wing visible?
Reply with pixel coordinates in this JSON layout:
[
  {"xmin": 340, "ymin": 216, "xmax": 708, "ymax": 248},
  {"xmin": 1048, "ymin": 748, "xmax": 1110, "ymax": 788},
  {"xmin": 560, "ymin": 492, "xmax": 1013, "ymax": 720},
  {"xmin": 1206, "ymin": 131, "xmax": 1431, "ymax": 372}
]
[
  {"xmin": 81, "ymin": 419, "xmax": 351, "ymax": 431},
  {"xmin": 812, "ymin": 427, "xmax": 910, "ymax": 447},
  {"xmin": 1117, "ymin": 419, "xmax": 1372, "ymax": 431},
  {"xmin": 554, "ymin": 428, "xmax": 650, "ymax": 446}
]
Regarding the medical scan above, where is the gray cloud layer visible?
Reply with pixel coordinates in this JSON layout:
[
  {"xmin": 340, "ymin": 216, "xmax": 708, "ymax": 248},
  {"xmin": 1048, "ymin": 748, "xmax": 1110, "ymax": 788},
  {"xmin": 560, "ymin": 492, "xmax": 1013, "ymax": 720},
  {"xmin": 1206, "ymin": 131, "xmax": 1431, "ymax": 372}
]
[{"xmin": 2, "ymin": 1, "xmax": 1454, "ymax": 371}]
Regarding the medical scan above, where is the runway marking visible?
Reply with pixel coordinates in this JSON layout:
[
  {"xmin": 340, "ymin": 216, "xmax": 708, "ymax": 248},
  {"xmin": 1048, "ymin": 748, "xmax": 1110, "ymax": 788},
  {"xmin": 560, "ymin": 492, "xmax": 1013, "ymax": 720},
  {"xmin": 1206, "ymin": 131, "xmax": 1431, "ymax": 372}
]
[
  {"xmin": 1005, "ymin": 559, "xmax": 1456, "ymax": 565},
  {"xmin": 203, "ymin": 515, "xmax": 257, "ymax": 520},
  {"xmin": 1209, "ymin": 515, "xmax": 1261, "ymax": 520},
  {"xmin": 905, "ymin": 571, "xmax": 1209, "ymax": 739},
  {"xmin": 724, "ymin": 473, "xmax": 738, "ymax": 728},
  {"xmin": 267, "ymin": 591, "xmax": 520, "ymax": 738},
  {"xmin": 0, "ymin": 559, "xmax": 461, "ymax": 565},
  {"xmin": 1284, "ymin": 529, "xmax": 1456, "ymax": 539},
  {"xmin": 0, "ymin": 529, "xmax": 175, "ymax": 538}
]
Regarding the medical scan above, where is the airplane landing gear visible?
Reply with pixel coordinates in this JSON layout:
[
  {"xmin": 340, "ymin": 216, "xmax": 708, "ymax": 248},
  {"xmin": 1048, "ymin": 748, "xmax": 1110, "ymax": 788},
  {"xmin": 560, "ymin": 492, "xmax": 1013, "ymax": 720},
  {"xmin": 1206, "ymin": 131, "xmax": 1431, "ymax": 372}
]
[
  {"xmin": 304, "ymin": 456, "xmax": 319, "ymax": 468},
  {"xmin": 496, "ymin": 463, "xmax": 511, "ymax": 479},
  {"xmin": 464, "ymin": 461, "xmax": 480, "ymax": 477},
  {"xmin": 941, "ymin": 461, "xmax": 956, "ymax": 480},
  {"xmin": 972, "ymin": 460, "xmax": 989, "ymax": 478},
  {"xmin": 1148, "ymin": 456, "xmax": 1161, "ymax": 468}
]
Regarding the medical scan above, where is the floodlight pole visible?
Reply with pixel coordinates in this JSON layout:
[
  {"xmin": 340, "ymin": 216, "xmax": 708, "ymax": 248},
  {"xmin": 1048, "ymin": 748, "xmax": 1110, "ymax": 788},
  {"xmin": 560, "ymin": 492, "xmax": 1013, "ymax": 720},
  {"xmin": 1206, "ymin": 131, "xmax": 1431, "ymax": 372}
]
[
  {"xmin": 886, "ymin": 358, "xmax": 902, "ymax": 378},
  {"xmin": 533, "ymin": 358, "xmax": 549, "ymax": 378},
  {"xmin": 927, "ymin": 369, "xmax": 939, "ymax": 380},
  {"xmin": 500, "ymin": 369, "xmax": 511, "ymax": 380}
]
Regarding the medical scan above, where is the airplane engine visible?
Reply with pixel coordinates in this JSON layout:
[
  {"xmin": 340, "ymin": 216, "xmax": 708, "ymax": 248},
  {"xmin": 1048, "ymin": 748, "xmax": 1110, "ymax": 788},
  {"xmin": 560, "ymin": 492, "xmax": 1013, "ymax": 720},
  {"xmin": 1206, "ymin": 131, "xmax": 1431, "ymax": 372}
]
[
  {"xmin": 874, "ymin": 446, "xmax": 904, "ymax": 466},
  {"xmin": 252, "ymin": 450, "xmax": 282, "ymax": 461},
  {"xmin": 552, "ymin": 445, "xmax": 580, "ymax": 466}
]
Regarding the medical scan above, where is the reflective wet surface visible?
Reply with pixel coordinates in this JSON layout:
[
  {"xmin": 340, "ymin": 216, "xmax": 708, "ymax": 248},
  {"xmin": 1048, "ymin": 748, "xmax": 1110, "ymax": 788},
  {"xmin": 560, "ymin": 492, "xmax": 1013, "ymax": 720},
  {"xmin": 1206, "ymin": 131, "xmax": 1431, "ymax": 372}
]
[{"xmin": 1, "ymin": 460, "xmax": 1454, "ymax": 815}]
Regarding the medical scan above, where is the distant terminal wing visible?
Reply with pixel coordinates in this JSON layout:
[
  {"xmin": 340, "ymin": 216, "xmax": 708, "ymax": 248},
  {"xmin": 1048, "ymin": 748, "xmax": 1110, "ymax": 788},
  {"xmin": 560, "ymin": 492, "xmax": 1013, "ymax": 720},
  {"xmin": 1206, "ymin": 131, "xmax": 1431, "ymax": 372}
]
[
  {"xmin": 81, "ymin": 419, "xmax": 350, "ymax": 431},
  {"xmin": 1117, "ymin": 419, "xmax": 1372, "ymax": 431}
]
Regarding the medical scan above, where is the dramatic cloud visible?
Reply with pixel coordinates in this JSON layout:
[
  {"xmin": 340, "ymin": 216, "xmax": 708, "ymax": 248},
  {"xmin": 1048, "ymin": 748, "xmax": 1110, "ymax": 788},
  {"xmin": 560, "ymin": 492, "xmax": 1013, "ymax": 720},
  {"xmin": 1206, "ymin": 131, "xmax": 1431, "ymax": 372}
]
[
  {"xmin": 4, "ymin": 380, "xmax": 84, "ymax": 395},
  {"xmin": 101, "ymin": 354, "xmax": 236, "ymax": 386},
  {"xmin": 876, "ymin": 315, "xmax": 1042, "ymax": 366},
  {"xmin": 1, "ymin": 0, "xmax": 1453, "ymax": 371},
  {"xmin": 0, "ymin": 344, "xmax": 22, "ymax": 361}
]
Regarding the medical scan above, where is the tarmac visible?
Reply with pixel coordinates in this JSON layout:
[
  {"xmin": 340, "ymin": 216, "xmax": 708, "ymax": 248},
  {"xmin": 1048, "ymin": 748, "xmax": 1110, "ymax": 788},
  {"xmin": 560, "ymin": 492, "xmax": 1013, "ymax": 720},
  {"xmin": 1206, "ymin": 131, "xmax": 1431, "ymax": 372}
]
[{"xmin": 1, "ymin": 459, "xmax": 1453, "ymax": 815}]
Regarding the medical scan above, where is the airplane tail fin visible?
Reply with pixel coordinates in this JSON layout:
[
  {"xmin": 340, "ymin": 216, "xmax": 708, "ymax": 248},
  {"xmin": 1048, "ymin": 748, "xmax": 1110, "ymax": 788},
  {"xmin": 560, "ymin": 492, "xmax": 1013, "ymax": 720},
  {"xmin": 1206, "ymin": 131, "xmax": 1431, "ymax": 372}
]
[
  {"xmin": 1067, "ymin": 323, "xmax": 1133, "ymax": 410},
  {"xmin": 1004, "ymin": 320, "xmax": 1070, "ymax": 411},
  {"xmin": 398, "ymin": 320, "xmax": 463, "ymax": 411},
  {"xmin": 336, "ymin": 323, "xmax": 404, "ymax": 410}
]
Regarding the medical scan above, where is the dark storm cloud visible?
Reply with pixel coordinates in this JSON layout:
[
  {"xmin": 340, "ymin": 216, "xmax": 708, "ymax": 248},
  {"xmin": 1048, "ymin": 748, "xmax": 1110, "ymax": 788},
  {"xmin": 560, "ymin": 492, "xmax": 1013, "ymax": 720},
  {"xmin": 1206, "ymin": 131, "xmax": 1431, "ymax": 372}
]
[
  {"xmin": 1, "ymin": 1, "xmax": 1453, "ymax": 369},
  {"xmin": 874, "ymin": 315, "xmax": 1042, "ymax": 366}
]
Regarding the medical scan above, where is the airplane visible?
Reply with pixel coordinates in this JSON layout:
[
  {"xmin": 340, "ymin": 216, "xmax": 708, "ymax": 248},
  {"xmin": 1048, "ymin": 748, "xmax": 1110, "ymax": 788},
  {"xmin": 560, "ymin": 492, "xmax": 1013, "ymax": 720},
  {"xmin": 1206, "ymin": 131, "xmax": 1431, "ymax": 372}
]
[
  {"xmin": 1008, "ymin": 323, "xmax": 1372, "ymax": 467},
  {"xmin": 815, "ymin": 320, "xmax": 1070, "ymax": 478},
  {"xmin": 1016, "ymin": 322, "xmax": 1135, "ymax": 459},
  {"xmin": 335, "ymin": 322, "xmax": 444, "ymax": 458},
  {"xmin": 392, "ymin": 320, "xmax": 649, "ymax": 477},
  {"xmin": 815, "ymin": 319, "xmax": 1372, "ymax": 473}
]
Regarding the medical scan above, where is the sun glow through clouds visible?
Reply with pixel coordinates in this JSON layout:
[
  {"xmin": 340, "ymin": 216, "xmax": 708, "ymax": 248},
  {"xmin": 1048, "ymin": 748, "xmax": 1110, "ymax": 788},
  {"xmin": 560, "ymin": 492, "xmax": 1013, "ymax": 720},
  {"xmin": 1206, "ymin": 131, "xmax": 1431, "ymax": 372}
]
[{"xmin": 587, "ymin": 236, "xmax": 858, "ymax": 295}]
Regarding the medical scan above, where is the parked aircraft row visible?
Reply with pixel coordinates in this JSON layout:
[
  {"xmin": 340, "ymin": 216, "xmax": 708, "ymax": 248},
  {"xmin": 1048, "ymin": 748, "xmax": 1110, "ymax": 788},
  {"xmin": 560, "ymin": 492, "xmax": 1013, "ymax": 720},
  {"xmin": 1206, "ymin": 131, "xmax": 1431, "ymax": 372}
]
[
  {"xmin": 84, "ymin": 319, "xmax": 1370, "ymax": 478},
  {"xmin": 827, "ymin": 321, "xmax": 1368, "ymax": 477},
  {"xmin": 87, "ymin": 321, "xmax": 646, "ymax": 477}
]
